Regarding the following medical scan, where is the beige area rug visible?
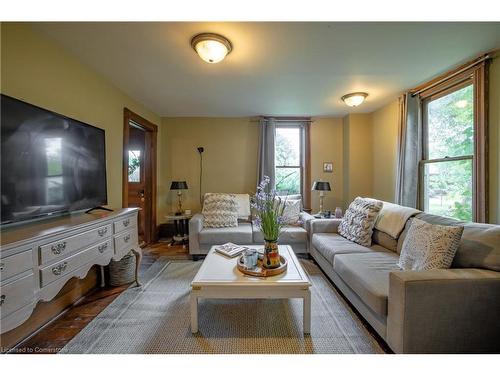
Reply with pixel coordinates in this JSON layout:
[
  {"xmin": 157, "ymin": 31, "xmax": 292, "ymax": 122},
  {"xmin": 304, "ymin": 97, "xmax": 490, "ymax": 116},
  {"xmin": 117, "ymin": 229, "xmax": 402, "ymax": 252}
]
[{"xmin": 60, "ymin": 258, "xmax": 385, "ymax": 354}]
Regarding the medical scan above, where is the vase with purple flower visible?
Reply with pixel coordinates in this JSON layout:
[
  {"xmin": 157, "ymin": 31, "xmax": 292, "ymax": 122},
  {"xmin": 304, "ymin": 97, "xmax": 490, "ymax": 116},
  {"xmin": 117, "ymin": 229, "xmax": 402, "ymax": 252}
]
[{"xmin": 252, "ymin": 176, "xmax": 288, "ymax": 269}]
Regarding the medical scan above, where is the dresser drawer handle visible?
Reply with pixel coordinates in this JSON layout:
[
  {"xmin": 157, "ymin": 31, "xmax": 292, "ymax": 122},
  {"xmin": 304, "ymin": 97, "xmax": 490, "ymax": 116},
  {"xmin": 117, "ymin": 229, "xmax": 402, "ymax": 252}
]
[
  {"xmin": 124, "ymin": 234, "xmax": 131, "ymax": 243},
  {"xmin": 52, "ymin": 262, "xmax": 68, "ymax": 276},
  {"xmin": 98, "ymin": 243, "xmax": 108, "ymax": 253},
  {"xmin": 123, "ymin": 219, "xmax": 130, "ymax": 227},
  {"xmin": 51, "ymin": 242, "xmax": 67, "ymax": 255},
  {"xmin": 98, "ymin": 227, "xmax": 108, "ymax": 237},
  {"xmin": 0, "ymin": 295, "xmax": 5, "ymax": 306},
  {"xmin": 0, "ymin": 262, "xmax": 4, "ymax": 271}
]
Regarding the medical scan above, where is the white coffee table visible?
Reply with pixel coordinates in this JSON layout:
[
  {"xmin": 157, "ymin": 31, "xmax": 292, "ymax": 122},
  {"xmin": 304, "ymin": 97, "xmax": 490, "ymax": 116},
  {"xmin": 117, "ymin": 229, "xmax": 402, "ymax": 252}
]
[{"xmin": 190, "ymin": 244, "xmax": 311, "ymax": 334}]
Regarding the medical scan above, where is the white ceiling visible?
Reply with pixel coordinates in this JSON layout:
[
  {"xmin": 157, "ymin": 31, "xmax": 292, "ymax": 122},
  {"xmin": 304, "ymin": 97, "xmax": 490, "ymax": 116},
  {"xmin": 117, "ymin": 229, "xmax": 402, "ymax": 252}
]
[{"xmin": 33, "ymin": 22, "xmax": 500, "ymax": 117}]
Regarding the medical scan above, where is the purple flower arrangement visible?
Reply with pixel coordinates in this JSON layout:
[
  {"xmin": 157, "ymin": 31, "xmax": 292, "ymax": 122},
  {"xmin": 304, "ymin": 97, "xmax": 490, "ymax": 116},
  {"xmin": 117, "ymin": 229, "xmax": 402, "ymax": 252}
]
[{"xmin": 251, "ymin": 176, "xmax": 288, "ymax": 241}]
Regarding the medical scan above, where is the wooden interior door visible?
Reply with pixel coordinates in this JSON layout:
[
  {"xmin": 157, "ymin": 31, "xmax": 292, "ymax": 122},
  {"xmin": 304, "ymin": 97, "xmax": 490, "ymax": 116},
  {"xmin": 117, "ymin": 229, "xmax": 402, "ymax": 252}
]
[{"xmin": 122, "ymin": 108, "xmax": 158, "ymax": 245}]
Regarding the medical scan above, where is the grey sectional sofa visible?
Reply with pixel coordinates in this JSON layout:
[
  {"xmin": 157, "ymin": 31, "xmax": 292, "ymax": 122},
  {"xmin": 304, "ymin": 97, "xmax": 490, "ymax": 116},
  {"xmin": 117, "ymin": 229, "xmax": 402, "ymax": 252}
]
[{"xmin": 309, "ymin": 211, "xmax": 500, "ymax": 353}]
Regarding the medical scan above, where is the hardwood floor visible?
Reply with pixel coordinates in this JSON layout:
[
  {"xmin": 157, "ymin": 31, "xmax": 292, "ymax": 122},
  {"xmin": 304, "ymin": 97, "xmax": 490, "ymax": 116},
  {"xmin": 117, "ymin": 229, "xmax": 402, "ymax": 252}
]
[{"xmin": 10, "ymin": 241, "xmax": 188, "ymax": 354}]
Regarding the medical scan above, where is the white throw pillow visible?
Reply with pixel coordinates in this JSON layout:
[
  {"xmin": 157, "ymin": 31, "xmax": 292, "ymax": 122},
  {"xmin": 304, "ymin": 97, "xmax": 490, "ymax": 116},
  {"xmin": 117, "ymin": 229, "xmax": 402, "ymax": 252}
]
[
  {"xmin": 398, "ymin": 218, "xmax": 464, "ymax": 271},
  {"xmin": 233, "ymin": 193, "xmax": 251, "ymax": 220},
  {"xmin": 202, "ymin": 193, "xmax": 238, "ymax": 228},
  {"xmin": 280, "ymin": 199, "xmax": 301, "ymax": 225},
  {"xmin": 338, "ymin": 197, "xmax": 383, "ymax": 247}
]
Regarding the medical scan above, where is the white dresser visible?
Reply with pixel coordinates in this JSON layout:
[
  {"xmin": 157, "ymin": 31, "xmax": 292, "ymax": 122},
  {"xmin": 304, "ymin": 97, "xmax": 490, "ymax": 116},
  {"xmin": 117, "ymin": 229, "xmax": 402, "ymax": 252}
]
[{"xmin": 0, "ymin": 208, "xmax": 141, "ymax": 334}]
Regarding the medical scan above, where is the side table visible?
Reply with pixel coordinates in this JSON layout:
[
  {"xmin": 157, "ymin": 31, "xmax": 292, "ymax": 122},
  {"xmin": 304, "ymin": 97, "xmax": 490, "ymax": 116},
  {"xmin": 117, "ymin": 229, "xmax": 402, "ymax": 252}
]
[{"xmin": 164, "ymin": 214, "xmax": 192, "ymax": 248}]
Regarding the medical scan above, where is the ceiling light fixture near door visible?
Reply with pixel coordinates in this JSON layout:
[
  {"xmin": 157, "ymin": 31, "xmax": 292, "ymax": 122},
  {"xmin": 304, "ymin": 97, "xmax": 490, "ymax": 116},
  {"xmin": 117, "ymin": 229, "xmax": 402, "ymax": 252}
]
[
  {"xmin": 191, "ymin": 33, "xmax": 232, "ymax": 64},
  {"xmin": 341, "ymin": 92, "xmax": 368, "ymax": 107}
]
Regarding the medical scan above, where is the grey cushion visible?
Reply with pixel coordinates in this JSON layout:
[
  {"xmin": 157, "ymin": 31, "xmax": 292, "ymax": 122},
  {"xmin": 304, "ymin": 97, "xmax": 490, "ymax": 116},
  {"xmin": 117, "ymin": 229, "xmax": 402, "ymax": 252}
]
[
  {"xmin": 199, "ymin": 222, "xmax": 253, "ymax": 244},
  {"xmin": 311, "ymin": 233, "xmax": 375, "ymax": 265},
  {"xmin": 400, "ymin": 213, "xmax": 500, "ymax": 272},
  {"xmin": 334, "ymin": 252, "xmax": 400, "ymax": 316},
  {"xmin": 252, "ymin": 225, "xmax": 307, "ymax": 244},
  {"xmin": 372, "ymin": 229, "xmax": 398, "ymax": 252}
]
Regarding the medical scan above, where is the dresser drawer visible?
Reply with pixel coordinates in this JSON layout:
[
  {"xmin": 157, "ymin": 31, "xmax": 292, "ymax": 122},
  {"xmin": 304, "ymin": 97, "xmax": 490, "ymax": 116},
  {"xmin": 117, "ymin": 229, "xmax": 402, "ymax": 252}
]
[
  {"xmin": 114, "ymin": 215, "xmax": 137, "ymax": 234},
  {"xmin": 0, "ymin": 273, "xmax": 35, "ymax": 318},
  {"xmin": 39, "ymin": 223, "xmax": 112, "ymax": 265},
  {"xmin": 39, "ymin": 239, "xmax": 113, "ymax": 287},
  {"xmin": 114, "ymin": 229, "xmax": 138, "ymax": 255},
  {"xmin": 0, "ymin": 250, "xmax": 32, "ymax": 282}
]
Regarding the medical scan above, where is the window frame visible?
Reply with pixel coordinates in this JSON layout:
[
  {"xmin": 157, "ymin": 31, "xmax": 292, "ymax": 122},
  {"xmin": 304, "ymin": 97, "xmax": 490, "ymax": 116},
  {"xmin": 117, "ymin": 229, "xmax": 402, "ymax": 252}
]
[
  {"xmin": 416, "ymin": 60, "xmax": 489, "ymax": 222},
  {"xmin": 273, "ymin": 121, "xmax": 311, "ymax": 209},
  {"xmin": 275, "ymin": 124, "xmax": 304, "ymax": 196}
]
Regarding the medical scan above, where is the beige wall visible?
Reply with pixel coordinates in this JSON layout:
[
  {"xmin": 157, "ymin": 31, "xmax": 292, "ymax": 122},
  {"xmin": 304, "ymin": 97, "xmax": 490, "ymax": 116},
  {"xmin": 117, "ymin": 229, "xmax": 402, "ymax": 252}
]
[
  {"xmin": 159, "ymin": 118, "xmax": 260, "ymax": 218},
  {"xmin": 371, "ymin": 100, "xmax": 399, "ymax": 203},
  {"xmin": 310, "ymin": 118, "xmax": 344, "ymax": 213},
  {"xmin": 342, "ymin": 113, "xmax": 373, "ymax": 207},
  {"xmin": 159, "ymin": 117, "xmax": 346, "ymax": 219},
  {"xmin": 1, "ymin": 23, "xmax": 162, "ymax": 211}
]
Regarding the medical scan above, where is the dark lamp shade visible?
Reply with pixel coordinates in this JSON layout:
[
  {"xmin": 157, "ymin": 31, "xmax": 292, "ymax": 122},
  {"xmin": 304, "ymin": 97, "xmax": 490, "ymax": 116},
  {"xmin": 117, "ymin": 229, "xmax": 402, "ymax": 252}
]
[
  {"xmin": 312, "ymin": 181, "xmax": 331, "ymax": 191},
  {"xmin": 170, "ymin": 181, "xmax": 188, "ymax": 190}
]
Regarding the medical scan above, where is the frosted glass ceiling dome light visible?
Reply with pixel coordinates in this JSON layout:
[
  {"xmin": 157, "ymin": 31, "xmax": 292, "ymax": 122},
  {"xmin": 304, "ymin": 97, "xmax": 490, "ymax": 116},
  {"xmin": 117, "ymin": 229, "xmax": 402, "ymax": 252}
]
[
  {"xmin": 191, "ymin": 33, "xmax": 232, "ymax": 64},
  {"xmin": 341, "ymin": 92, "xmax": 368, "ymax": 107}
]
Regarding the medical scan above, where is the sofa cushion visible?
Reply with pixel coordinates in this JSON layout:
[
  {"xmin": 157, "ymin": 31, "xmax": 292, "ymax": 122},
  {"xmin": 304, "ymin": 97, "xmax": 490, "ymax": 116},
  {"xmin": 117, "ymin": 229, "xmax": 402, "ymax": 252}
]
[
  {"xmin": 199, "ymin": 222, "xmax": 253, "ymax": 244},
  {"xmin": 312, "ymin": 233, "xmax": 377, "ymax": 265},
  {"xmin": 253, "ymin": 225, "xmax": 307, "ymax": 244},
  {"xmin": 334, "ymin": 252, "xmax": 400, "ymax": 316},
  {"xmin": 338, "ymin": 197, "xmax": 383, "ymax": 247},
  {"xmin": 372, "ymin": 229, "xmax": 398, "ymax": 253},
  {"xmin": 399, "ymin": 212, "xmax": 500, "ymax": 272},
  {"xmin": 233, "ymin": 193, "xmax": 251, "ymax": 220}
]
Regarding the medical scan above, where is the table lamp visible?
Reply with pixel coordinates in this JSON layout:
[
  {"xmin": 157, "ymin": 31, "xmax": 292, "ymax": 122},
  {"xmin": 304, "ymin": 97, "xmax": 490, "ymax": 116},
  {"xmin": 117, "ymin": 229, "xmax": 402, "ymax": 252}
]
[
  {"xmin": 170, "ymin": 181, "xmax": 188, "ymax": 215},
  {"xmin": 312, "ymin": 181, "xmax": 331, "ymax": 215}
]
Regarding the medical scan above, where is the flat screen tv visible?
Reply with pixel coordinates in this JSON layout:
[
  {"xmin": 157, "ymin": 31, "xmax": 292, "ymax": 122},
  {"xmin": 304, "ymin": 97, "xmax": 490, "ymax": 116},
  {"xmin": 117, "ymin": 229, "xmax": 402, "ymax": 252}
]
[{"xmin": 1, "ymin": 94, "xmax": 107, "ymax": 225}]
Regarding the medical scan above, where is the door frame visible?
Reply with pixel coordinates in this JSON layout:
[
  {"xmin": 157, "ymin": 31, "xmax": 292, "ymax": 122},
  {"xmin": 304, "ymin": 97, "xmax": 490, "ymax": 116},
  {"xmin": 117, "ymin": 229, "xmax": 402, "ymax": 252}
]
[{"xmin": 122, "ymin": 108, "xmax": 158, "ymax": 244}]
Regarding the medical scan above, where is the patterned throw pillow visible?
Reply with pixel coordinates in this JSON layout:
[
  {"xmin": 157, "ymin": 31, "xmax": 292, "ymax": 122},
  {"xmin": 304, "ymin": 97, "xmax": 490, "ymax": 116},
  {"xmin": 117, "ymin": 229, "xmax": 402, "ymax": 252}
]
[
  {"xmin": 202, "ymin": 193, "xmax": 238, "ymax": 228},
  {"xmin": 398, "ymin": 218, "xmax": 464, "ymax": 271},
  {"xmin": 338, "ymin": 197, "xmax": 383, "ymax": 247}
]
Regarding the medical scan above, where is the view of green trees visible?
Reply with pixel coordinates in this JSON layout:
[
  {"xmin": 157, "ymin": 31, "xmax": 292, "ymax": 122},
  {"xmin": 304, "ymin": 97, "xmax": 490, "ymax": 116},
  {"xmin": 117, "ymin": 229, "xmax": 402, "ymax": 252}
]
[
  {"xmin": 275, "ymin": 128, "xmax": 301, "ymax": 195},
  {"xmin": 424, "ymin": 84, "xmax": 473, "ymax": 221}
]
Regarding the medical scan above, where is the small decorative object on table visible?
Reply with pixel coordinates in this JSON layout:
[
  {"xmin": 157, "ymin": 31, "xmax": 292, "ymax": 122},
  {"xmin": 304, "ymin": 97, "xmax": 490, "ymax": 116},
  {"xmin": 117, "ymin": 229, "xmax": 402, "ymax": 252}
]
[
  {"xmin": 237, "ymin": 251, "xmax": 288, "ymax": 277},
  {"xmin": 335, "ymin": 207, "xmax": 343, "ymax": 218},
  {"xmin": 252, "ymin": 176, "xmax": 289, "ymax": 269}
]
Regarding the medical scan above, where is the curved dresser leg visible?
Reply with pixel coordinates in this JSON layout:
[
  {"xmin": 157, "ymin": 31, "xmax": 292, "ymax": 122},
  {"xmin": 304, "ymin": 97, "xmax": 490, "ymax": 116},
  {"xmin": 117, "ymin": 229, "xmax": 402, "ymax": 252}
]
[
  {"xmin": 131, "ymin": 246, "xmax": 142, "ymax": 287},
  {"xmin": 100, "ymin": 266, "xmax": 106, "ymax": 287}
]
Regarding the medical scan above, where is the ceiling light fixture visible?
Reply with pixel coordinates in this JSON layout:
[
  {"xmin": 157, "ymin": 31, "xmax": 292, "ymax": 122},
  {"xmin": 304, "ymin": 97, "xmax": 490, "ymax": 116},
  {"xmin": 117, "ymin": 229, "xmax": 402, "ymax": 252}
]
[
  {"xmin": 341, "ymin": 92, "xmax": 368, "ymax": 107},
  {"xmin": 191, "ymin": 33, "xmax": 232, "ymax": 64}
]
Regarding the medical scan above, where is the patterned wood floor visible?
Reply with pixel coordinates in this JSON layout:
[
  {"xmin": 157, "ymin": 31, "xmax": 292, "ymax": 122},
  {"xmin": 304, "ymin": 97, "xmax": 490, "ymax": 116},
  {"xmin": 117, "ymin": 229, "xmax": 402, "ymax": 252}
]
[{"xmin": 12, "ymin": 241, "xmax": 189, "ymax": 353}]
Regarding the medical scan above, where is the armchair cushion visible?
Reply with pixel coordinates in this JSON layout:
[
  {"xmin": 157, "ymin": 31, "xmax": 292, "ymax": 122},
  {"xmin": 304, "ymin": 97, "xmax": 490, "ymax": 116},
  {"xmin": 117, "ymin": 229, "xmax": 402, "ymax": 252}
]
[
  {"xmin": 253, "ymin": 225, "xmax": 307, "ymax": 244},
  {"xmin": 199, "ymin": 222, "xmax": 253, "ymax": 244}
]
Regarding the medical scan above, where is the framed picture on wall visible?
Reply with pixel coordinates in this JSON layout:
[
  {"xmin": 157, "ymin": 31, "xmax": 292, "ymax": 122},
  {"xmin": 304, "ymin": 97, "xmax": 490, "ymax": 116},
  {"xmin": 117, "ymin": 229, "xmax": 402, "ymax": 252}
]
[{"xmin": 323, "ymin": 162, "xmax": 333, "ymax": 173}]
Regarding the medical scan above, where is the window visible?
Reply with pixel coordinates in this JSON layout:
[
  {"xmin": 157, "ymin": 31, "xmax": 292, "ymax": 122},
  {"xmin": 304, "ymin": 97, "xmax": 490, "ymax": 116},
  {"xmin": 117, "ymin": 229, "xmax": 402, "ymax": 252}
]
[
  {"xmin": 275, "ymin": 126, "xmax": 303, "ymax": 196},
  {"xmin": 418, "ymin": 58, "xmax": 488, "ymax": 222},
  {"xmin": 128, "ymin": 150, "xmax": 141, "ymax": 183}
]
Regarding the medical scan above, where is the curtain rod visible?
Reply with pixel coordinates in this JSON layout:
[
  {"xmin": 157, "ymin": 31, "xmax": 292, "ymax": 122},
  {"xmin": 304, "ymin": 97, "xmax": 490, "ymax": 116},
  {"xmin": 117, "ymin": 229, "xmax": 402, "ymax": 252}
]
[
  {"xmin": 250, "ymin": 118, "xmax": 314, "ymax": 123},
  {"xmin": 411, "ymin": 54, "xmax": 491, "ymax": 97}
]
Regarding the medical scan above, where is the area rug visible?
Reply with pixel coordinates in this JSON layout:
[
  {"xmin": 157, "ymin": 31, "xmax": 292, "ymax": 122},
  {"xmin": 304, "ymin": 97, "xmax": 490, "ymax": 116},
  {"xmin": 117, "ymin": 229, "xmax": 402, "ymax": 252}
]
[{"xmin": 60, "ymin": 258, "xmax": 385, "ymax": 354}]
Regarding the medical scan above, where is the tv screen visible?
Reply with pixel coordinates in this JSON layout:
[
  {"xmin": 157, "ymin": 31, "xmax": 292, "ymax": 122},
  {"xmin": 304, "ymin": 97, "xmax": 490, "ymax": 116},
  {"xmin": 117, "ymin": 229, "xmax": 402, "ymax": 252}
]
[{"xmin": 1, "ymin": 94, "xmax": 107, "ymax": 225}]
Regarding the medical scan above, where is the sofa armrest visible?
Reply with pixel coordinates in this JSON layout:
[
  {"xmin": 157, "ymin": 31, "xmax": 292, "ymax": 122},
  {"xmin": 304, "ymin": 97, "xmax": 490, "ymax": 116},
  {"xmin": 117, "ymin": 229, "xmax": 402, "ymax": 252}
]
[
  {"xmin": 188, "ymin": 214, "xmax": 204, "ymax": 254},
  {"xmin": 310, "ymin": 218, "xmax": 342, "ymax": 234},
  {"xmin": 387, "ymin": 268, "xmax": 500, "ymax": 353},
  {"xmin": 299, "ymin": 211, "xmax": 315, "ymax": 231}
]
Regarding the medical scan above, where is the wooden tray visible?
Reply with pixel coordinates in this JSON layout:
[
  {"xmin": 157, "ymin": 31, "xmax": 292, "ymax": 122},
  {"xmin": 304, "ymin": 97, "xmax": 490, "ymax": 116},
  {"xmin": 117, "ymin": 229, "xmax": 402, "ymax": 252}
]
[{"xmin": 237, "ymin": 254, "xmax": 287, "ymax": 277}]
